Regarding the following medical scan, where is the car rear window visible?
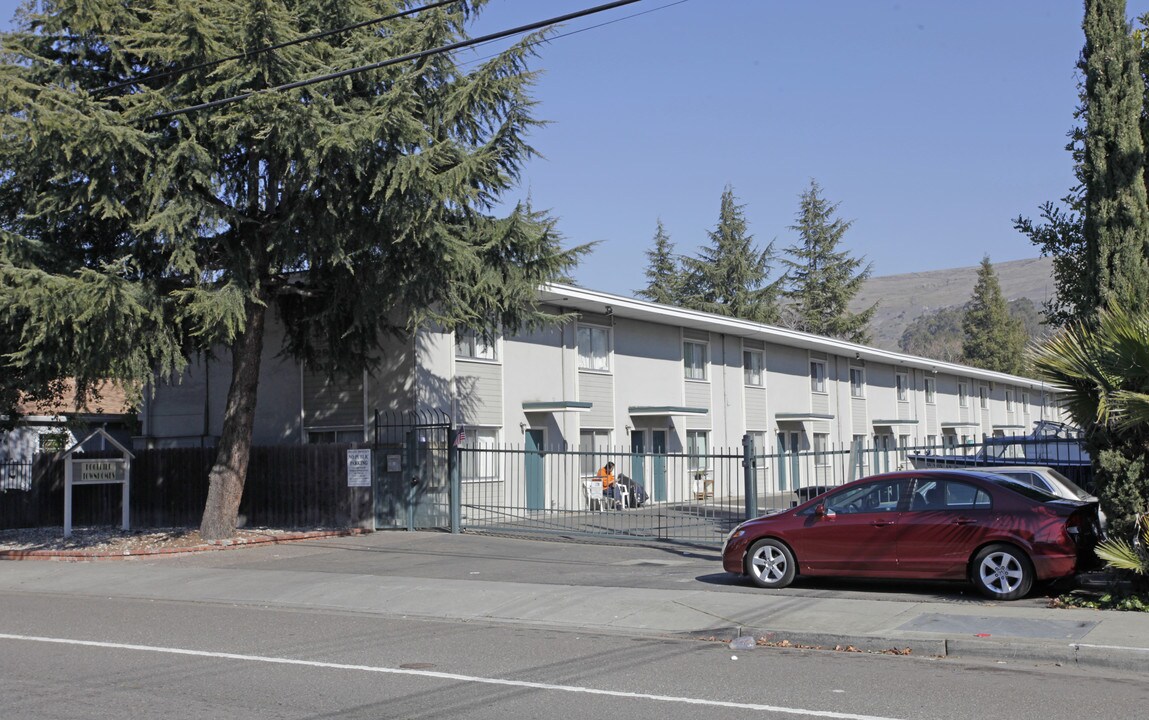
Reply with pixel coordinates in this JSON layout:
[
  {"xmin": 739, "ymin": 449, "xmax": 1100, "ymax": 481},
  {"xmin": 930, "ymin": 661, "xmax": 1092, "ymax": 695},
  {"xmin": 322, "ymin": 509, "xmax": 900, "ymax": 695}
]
[{"xmin": 990, "ymin": 476, "xmax": 1061, "ymax": 502}]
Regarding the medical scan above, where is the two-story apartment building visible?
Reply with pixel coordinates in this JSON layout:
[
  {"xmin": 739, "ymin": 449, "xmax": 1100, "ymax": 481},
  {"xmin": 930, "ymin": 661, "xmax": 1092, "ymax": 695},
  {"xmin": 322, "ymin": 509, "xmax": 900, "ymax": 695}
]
[{"xmin": 138, "ymin": 282, "xmax": 1065, "ymax": 504}]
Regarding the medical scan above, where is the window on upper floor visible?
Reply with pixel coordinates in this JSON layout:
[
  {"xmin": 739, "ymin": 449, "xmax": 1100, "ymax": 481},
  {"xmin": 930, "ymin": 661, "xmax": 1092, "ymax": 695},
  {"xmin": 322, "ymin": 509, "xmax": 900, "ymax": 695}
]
[
  {"xmin": 925, "ymin": 377, "xmax": 937, "ymax": 404},
  {"xmin": 849, "ymin": 367, "xmax": 866, "ymax": 398},
  {"xmin": 455, "ymin": 328, "xmax": 496, "ymax": 361},
  {"xmin": 896, "ymin": 372, "xmax": 909, "ymax": 402},
  {"xmin": 577, "ymin": 325, "xmax": 611, "ymax": 372},
  {"xmin": 743, "ymin": 349, "xmax": 764, "ymax": 387},
  {"xmin": 1021, "ymin": 392, "xmax": 1030, "ymax": 412},
  {"xmin": 1005, "ymin": 390, "xmax": 1014, "ymax": 411},
  {"xmin": 810, "ymin": 360, "xmax": 826, "ymax": 393},
  {"xmin": 979, "ymin": 386, "xmax": 989, "ymax": 409},
  {"xmin": 684, "ymin": 340, "xmax": 708, "ymax": 381},
  {"xmin": 958, "ymin": 382, "xmax": 969, "ymax": 408}
]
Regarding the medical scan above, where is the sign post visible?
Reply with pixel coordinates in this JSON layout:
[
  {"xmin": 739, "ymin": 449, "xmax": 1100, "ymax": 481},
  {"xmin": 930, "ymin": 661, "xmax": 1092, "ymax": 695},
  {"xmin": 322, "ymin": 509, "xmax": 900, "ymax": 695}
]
[{"xmin": 63, "ymin": 428, "xmax": 134, "ymax": 538}]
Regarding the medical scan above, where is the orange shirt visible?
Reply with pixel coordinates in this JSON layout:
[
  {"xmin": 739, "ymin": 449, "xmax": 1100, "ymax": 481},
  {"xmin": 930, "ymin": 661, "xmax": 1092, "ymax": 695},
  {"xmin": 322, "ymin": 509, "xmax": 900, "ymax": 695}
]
[{"xmin": 596, "ymin": 466, "xmax": 616, "ymax": 489}]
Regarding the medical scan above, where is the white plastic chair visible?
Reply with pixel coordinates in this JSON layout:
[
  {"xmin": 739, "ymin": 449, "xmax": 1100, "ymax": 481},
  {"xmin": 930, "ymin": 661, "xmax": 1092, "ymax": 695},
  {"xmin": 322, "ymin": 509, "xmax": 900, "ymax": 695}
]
[{"xmin": 584, "ymin": 480, "xmax": 605, "ymax": 511}]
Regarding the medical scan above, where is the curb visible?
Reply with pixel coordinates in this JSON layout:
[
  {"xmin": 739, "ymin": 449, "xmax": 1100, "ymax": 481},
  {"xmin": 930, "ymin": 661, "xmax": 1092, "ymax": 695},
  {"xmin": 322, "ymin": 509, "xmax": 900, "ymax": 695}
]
[
  {"xmin": 688, "ymin": 626, "xmax": 1149, "ymax": 671},
  {"xmin": 0, "ymin": 528, "xmax": 370, "ymax": 561}
]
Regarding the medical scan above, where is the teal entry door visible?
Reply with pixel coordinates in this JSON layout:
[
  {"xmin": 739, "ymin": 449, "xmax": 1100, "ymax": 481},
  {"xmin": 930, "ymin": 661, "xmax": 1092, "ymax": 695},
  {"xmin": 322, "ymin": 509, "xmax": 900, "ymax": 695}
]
[
  {"xmin": 525, "ymin": 429, "xmax": 545, "ymax": 511},
  {"xmin": 651, "ymin": 430, "xmax": 667, "ymax": 501},
  {"xmin": 630, "ymin": 431, "xmax": 645, "ymax": 486}
]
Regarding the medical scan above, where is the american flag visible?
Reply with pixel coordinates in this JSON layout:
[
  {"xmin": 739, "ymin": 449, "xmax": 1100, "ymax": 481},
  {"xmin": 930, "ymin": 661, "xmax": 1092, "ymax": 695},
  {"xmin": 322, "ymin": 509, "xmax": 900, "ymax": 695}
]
[{"xmin": 454, "ymin": 427, "xmax": 466, "ymax": 447}]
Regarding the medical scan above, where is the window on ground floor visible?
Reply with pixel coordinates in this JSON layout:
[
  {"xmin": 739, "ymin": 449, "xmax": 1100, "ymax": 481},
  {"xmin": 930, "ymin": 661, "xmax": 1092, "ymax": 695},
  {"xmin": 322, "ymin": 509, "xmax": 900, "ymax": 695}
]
[
  {"xmin": 580, "ymin": 429, "xmax": 611, "ymax": 477},
  {"xmin": 460, "ymin": 427, "xmax": 500, "ymax": 482}
]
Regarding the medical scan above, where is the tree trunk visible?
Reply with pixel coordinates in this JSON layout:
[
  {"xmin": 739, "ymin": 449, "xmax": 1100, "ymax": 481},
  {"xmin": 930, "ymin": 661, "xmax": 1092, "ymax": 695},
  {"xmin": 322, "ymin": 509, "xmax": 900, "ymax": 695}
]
[{"xmin": 199, "ymin": 291, "xmax": 268, "ymax": 540}]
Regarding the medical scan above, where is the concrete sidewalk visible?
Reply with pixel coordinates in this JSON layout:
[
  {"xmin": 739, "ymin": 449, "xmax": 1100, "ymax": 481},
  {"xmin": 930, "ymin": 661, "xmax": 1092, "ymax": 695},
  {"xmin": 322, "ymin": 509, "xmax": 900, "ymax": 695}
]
[{"xmin": 1, "ymin": 530, "xmax": 1147, "ymax": 671}]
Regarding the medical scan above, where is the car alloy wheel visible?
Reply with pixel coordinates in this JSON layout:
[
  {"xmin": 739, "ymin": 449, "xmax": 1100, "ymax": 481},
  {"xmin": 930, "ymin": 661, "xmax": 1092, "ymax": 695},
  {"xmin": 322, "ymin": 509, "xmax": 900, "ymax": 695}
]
[
  {"xmin": 972, "ymin": 543, "xmax": 1033, "ymax": 600},
  {"xmin": 745, "ymin": 538, "xmax": 796, "ymax": 589}
]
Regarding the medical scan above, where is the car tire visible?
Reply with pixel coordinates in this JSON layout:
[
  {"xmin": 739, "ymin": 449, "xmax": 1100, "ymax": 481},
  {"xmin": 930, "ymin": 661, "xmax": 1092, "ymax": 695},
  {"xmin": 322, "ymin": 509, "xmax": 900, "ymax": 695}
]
[
  {"xmin": 745, "ymin": 538, "xmax": 796, "ymax": 589},
  {"xmin": 971, "ymin": 543, "xmax": 1034, "ymax": 600}
]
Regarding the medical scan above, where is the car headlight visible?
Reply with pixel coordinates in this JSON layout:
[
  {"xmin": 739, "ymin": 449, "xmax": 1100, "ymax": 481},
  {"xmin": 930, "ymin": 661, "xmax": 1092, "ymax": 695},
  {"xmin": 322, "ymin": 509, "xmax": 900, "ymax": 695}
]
[{"xmin": 724, "ymin": 524, "xmax": 748, "ymax": 544}]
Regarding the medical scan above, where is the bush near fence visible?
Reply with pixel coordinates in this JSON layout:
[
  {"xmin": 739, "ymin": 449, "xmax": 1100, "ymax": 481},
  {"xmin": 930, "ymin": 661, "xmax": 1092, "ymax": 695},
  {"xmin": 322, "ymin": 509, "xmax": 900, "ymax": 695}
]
[{"xmin": 0, "ymin": 444, "xmax": 371, "ymax": 531}]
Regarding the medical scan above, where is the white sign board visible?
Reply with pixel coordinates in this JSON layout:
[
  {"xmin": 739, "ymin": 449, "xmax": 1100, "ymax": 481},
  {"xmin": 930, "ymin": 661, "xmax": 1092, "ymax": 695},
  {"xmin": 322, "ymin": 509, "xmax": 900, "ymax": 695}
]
[
  {"xmin": 74, "ymin": 459, "xmax": 127, "ymax": 484},
  {"xmin": 347, "ymin": 449, "xmax": 372, "ymax": 488}
]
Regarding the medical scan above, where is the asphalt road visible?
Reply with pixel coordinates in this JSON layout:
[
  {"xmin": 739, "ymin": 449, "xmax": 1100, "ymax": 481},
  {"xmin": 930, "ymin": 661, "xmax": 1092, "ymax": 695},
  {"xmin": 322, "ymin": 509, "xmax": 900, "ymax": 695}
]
[
  {"xmin": 165, "ymin": 531, "xmax": 1060, "ymax": 608},
  {"xmin": 1, "ymin": 590, "xmax": 1145, "ymax": 720}
]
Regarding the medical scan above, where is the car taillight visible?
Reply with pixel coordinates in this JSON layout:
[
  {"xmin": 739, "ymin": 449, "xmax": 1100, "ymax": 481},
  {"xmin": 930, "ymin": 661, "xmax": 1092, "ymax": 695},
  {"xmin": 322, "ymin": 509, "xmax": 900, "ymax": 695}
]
[{"xmin": 1065, "ymin": 511, "xmax": 1083, "ymax": 542}]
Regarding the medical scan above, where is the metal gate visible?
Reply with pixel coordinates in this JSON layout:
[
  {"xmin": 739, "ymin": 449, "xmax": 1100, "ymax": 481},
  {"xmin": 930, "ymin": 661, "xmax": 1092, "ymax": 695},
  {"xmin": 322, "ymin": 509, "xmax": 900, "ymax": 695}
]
[{"xmin": 373, "ymin": 410, "xmax": 454, "ymax": 530}]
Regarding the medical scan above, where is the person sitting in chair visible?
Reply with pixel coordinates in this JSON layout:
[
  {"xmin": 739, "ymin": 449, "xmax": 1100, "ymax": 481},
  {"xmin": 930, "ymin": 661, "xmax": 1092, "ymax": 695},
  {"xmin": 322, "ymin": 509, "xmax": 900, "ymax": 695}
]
[{"xmin": 597, "ymin": 461, "xmax": 620, "ymax": 507}]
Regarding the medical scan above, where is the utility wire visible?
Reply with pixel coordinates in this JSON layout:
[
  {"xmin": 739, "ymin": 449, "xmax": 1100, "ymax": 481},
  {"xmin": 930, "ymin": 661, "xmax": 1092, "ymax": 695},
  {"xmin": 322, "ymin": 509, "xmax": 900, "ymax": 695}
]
[
  {"xmin": 95, "ymin": 0, "xmax": 463, "ymax": 96},
  {"xmin": 459, "ymin": 0, "xmax": 689, "ymax": 70},
  {"xmin": 151, "ymin": 0, "xmax": 646, "ymax": 121}
]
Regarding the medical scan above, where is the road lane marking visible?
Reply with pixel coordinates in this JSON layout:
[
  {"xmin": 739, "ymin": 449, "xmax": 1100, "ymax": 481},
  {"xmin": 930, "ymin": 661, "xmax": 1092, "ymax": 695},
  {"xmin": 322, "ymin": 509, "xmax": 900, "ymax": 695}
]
[{"xmin": 0, "ymin": 632, "xmax": 905, "ymax": 720}]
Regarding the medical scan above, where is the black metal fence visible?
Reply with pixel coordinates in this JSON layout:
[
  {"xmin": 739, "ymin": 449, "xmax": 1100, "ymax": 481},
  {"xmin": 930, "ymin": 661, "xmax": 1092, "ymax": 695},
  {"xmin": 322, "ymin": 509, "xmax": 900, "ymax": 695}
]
[
  {"xmin": 1, "ymin": 445, "xmax": 372, "ymax": 531},
  {"xmin": 1, "ymin": 433, "xmax": 1094, "ymax": 544}
]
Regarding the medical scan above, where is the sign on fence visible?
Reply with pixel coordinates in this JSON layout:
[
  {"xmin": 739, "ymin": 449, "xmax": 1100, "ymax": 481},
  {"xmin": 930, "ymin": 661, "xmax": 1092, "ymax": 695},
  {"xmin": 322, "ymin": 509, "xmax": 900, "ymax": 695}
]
[{"xmin": 347, "ymin": 449, "xmax": 372, "ymax": 488}]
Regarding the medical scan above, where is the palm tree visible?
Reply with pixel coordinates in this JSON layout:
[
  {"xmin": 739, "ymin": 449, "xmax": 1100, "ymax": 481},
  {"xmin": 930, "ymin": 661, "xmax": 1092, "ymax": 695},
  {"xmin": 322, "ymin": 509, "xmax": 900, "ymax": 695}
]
[
  {"xmin": 1095, "ymin": 514, "xmax": 1149, "ymax": 584},
  {"xmin": 1030, "ymin": 305, "xmax": 1149, "ymax": 539}
]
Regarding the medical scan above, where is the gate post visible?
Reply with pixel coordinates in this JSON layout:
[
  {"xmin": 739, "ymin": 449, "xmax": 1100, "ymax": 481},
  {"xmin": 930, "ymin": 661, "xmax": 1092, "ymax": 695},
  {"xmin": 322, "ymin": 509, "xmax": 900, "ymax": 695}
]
[
  {"xmin": 742, "ymin": 434, "xmax": 757, "ymax": 520},
  {"xmin": 449, "ymin": 426, "xmax": 461, "ymax": 534}
]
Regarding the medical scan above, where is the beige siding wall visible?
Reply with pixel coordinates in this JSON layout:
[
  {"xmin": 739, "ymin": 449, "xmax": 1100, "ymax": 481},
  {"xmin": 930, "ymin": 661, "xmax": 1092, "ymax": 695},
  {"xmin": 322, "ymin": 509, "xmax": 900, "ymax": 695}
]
[
  {"xmin": 579, "ymin": 371, "xmax": 615, "ymax": 427},
  {"xmin": 457, "ymin": 360, "xmax": 503, "ymax": 426}
]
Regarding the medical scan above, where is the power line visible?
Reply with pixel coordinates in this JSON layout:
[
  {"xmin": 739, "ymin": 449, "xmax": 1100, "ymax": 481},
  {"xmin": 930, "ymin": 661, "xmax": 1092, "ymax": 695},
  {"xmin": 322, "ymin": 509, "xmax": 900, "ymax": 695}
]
[
  {"xmin": 150, "ymin": 0, "xmax": 647, "ymax": 121},
  {"xmin": 95, "ymin": 0, "xmax": 463, "ymax": 96},
  {"xmin": 459, "ymin": 0, "xmax": 689, "ymax": 71}
]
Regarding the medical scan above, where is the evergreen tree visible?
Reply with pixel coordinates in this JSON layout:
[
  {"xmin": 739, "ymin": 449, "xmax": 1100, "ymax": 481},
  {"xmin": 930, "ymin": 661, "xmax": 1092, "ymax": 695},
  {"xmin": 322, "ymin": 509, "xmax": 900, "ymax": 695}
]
[
  {"xmin": 782, "ymin": 180, "xmax": 875, "ymax": 343},
  {"xmin": 636, "ymin": 220, "xmax": 685, "ymax": 305},
  {"xmin": 1081, "ymin": 0, "xmax": 1149, "ymax": 316},
  {"xmin": 1014, "ymin": 198, "xmax": 1088, "ymax": 327},
  {"xmin": 679, "ymin": 186, "xmax": 783, "ymax": 323},
  {"xmin": 0, "ymin": 1, "xmax": 586, "ymax": 538},
  {"xmin": 898, "ymin": 307, "xmax": 966, "ymax": 363},
  {"xmin": 961, "ymin": 257, "xmax": 1028, "ymax": 375}
]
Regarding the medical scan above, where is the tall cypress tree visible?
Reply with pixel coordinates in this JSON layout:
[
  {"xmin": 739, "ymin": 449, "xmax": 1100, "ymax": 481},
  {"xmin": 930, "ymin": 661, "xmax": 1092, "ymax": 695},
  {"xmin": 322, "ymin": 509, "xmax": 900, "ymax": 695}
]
[
  {"xmin": 1081, "ymin": 0, "xmax": 1149, "ymax": 316},
  {"xmin": 782, "ymin": 180, "xmax": 875, "ymax": 343},
  {"xmin": 680, "ymin": 186, "xmax": 782, "ymax": 324},
  {"xmin": 961, "ymin": 257, "xmax": 1027, "ymax": 375},
  {"xmin": 636, "ymin": 220, "xmax": 685, "ymax": 305}
]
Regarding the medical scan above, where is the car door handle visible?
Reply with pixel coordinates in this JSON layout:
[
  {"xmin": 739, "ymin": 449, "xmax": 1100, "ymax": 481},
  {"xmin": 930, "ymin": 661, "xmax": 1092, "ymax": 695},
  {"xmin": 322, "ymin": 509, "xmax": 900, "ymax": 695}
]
[
  {"xmin": 952, "ymin": 518, "xmax": 977, "ymax": 525},
  {"xmin": 871, "ymin": 520, "xmax": 895, "ymax": 527}
]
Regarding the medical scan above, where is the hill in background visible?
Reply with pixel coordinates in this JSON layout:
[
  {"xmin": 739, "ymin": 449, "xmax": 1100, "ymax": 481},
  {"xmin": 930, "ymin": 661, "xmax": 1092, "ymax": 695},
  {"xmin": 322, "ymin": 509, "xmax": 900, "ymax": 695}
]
[{"xmin": 850, "ymin": 256, "xmax": 1056, "ymax": 352}]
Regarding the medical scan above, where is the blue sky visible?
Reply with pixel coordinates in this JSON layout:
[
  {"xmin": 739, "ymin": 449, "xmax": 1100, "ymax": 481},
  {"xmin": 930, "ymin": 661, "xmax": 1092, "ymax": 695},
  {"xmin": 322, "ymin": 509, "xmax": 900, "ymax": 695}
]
[{"xmin": 4, "ymin": 0, "xmax": 1149, "ymax": 297}]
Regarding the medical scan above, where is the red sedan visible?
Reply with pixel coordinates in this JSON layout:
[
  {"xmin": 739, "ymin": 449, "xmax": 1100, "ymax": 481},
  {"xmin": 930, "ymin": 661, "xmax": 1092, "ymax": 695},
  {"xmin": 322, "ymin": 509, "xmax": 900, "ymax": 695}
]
[{"xmin": 722, "ymin": 469, "xmax": 1100, "ymax": 600}]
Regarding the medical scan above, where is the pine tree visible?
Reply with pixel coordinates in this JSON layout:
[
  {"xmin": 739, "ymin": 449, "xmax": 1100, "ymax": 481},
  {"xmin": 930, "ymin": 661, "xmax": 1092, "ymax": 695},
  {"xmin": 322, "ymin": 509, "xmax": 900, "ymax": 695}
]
[
  {"xmin": 679, "ymin": 186, "xmax": 782, "ymax": 324},
  {"xmin": 1081, "ymin": 0, "xmax": 1149, "ymax": 316},
  {"xmin": 782, "ymin": 180, "xmax": 875, "ymax": 343},
  {"xmin": 636, "ymin": 220, "xmax": 685, "ymax": 305},
  {"xmin": 961, "ymin": 257, "xmax": 1028, "ymax": 375},
  {"xmin": 0, "ymin": 1, "xmax": 586, "ymax": 538}
]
